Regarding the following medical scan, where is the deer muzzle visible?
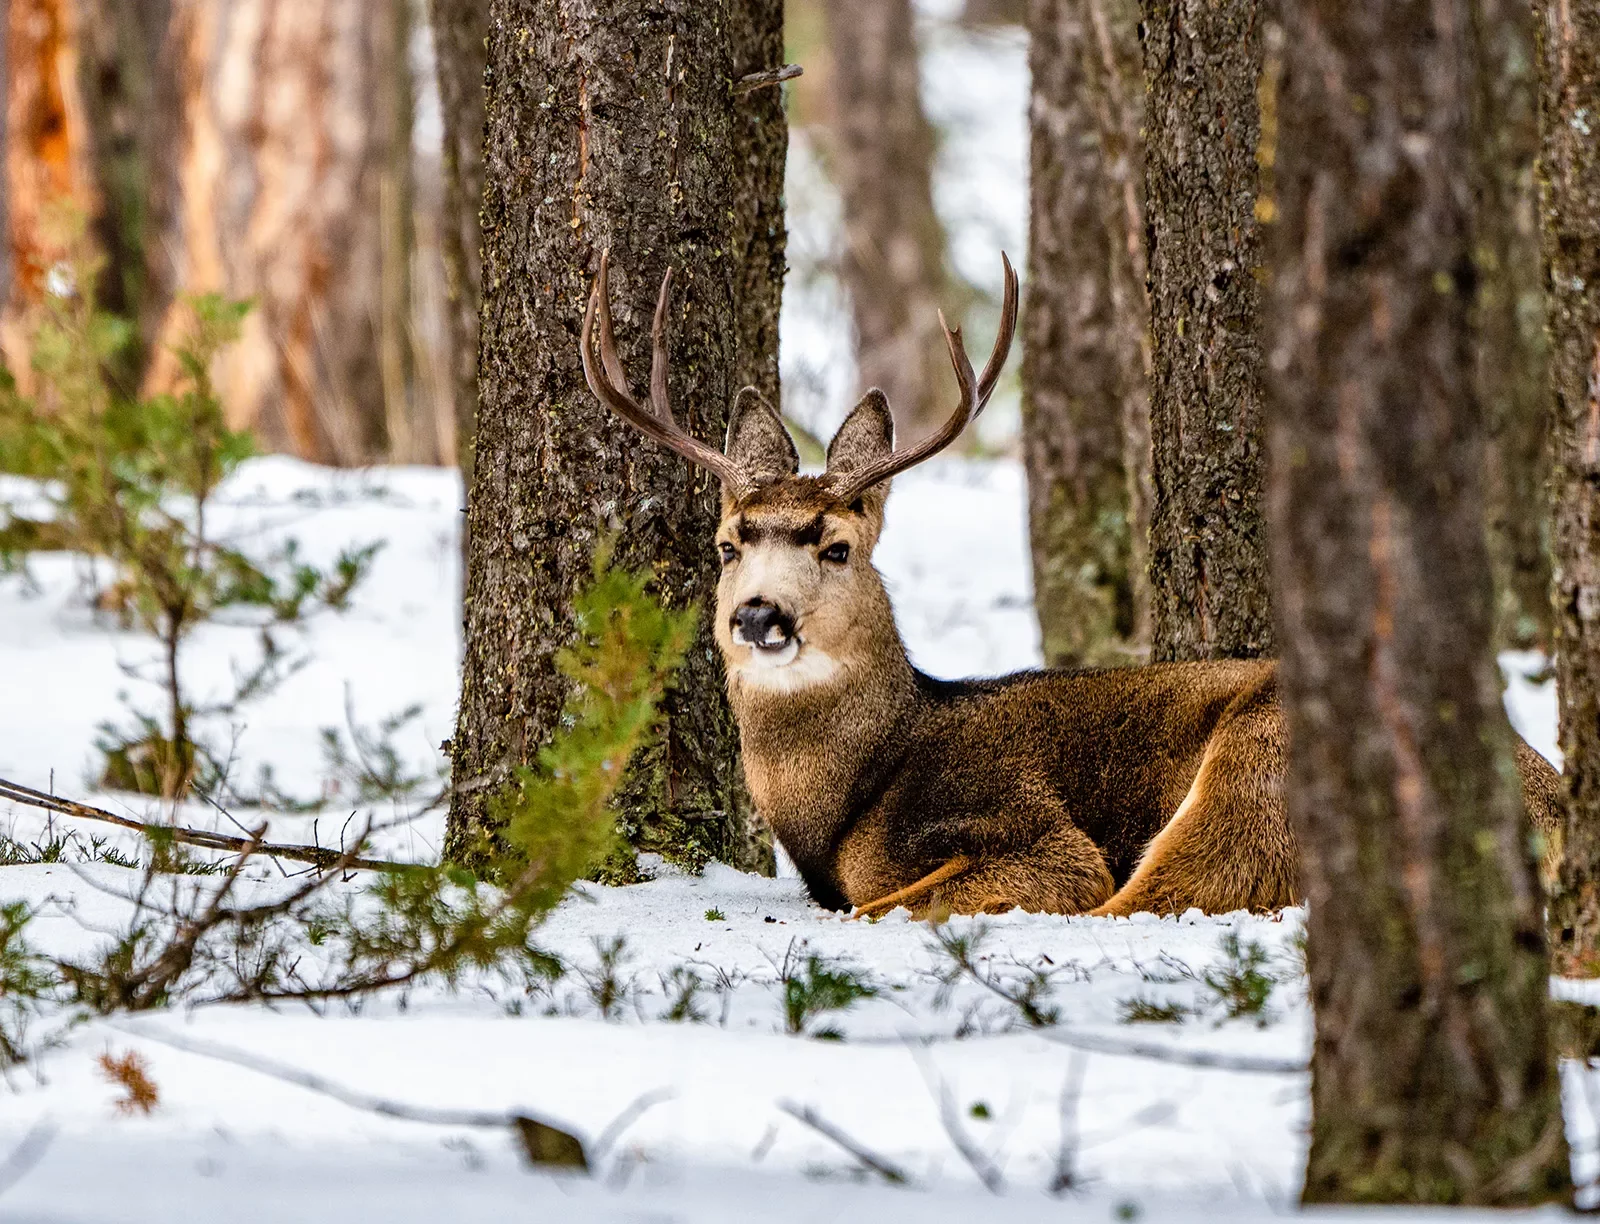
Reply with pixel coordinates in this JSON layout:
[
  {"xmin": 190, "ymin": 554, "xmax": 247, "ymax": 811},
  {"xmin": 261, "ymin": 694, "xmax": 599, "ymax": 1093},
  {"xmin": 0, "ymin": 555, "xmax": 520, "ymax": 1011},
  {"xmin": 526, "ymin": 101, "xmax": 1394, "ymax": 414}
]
[{"xmin": 731, "ymin": 599, "xmax": 796, "ymax": 654}]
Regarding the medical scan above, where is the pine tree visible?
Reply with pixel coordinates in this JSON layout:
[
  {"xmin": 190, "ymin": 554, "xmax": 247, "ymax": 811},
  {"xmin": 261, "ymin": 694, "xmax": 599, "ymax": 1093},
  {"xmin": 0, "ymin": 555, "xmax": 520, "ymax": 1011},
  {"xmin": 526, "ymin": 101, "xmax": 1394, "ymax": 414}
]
[
  {"xmin": 447, "ymin": 0, "xmax": 787, "ymax": 875},
  {"xmin": 1540, "ymin": 0, "xmax": 1600, "ymax": 975},
  {"xmin": 1266, "ymin": 0, "xmax": 1569, "ymax": 1201},
  {"xmin": 1143, "ymin": 0, "xmax": 1274, "ymax": 662}
]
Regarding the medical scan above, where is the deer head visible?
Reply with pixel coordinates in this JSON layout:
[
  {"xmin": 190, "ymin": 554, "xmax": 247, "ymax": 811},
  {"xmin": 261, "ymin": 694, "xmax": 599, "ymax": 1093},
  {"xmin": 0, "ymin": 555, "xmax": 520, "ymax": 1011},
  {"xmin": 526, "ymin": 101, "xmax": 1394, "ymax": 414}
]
[{"xmin": 581, "ymin": 252, "xmax": 1017, "ymax": 698}]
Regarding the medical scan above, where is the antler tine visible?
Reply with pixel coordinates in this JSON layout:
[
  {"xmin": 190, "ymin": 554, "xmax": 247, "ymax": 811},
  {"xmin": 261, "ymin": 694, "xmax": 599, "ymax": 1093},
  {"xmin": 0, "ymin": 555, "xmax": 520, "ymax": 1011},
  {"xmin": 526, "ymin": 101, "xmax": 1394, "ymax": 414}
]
[
  {"xmin": 580, "ymin": 254, "xmax": 751, "ymax": 496},
  {"xmin": 829, "ymin": 252, "xmax": 1017, "ymax": 502},
  {"xmin": 975, "ymin": 251, "xmax": 1019, "ymax": 409},
  {"xmin": 594, "ymin": 253, "xmax": 634, "ymax": 400},
  {"xmin": 649, "ymin": 267, "xmax": 674, "ymax": 422},
  {"xmin": 830, "ymin": 316, "xmax": 977, "ymax": 503}
]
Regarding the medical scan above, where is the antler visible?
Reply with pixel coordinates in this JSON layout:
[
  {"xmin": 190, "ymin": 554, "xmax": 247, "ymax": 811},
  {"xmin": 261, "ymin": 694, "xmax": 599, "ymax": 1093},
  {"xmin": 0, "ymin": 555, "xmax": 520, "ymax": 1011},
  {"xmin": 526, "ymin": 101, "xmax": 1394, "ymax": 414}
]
[
  {"xmin": 581, "ymin": 252, "xmax": 754, "ymax": 498},
  {"xmin": 826, "ymin": 252, "xmax": 1019, "ymax": 503}
]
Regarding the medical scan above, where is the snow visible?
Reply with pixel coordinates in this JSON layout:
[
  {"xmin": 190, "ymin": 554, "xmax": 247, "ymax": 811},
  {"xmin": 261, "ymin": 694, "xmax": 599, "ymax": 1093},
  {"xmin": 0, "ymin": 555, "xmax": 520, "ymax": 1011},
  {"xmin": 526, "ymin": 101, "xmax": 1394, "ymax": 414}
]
[{"xmin": 0, "ymin": 453, "xmax": 1585, "ymax": 1222}]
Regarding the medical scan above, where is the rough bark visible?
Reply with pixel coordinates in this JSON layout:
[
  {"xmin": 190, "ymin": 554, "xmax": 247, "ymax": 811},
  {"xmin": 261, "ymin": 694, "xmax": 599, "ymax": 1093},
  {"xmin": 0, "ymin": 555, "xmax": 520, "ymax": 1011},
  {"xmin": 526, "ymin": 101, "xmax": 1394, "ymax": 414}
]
[
  {"xmin": 141, "ymin": 0, "xmax": 419, "ymax": 464},
  {"xmin": 1472, "ymin": 0, "xmax": 1554, "ymax": 651},
  {"xmin": 1541, "ymin": 0, "xmax": 1600, "ymax": 975},
  {"xmin": 821, "ymin": 0, "xmax": 955, "ymax": 442},
  {"xmin": 446, "ymin": 0, "xmax": 786, "ymax": 874},
  {"xmin": 427, "ymin": 0, "xmax": 488, "ymax": 477},
  {"xmin": 1265, "ymin": 0, "xmax": 1570, "ymax": 1204},
  {"xmin": 1022, "ymin": 0, "xmax": 1149, "ymax": 667},
  {"xmin": 74, "ymin": 0, "xmax": 168, "ymax": 371},
  {"xmin": 1142, "ymin": 0, "xmax": 1274, "ymax": 662},
  {"xmin": 0, "ymin": 0, "xmax": 100, "ymax": 385}
]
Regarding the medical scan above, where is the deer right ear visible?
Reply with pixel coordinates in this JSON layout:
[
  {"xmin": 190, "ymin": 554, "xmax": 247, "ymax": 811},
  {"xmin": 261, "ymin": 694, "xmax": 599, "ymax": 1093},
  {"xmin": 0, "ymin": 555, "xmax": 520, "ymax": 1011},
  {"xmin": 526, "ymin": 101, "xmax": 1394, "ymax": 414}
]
[
  {"xmin": 825, "ymin": 389, "xmax": 895, "ymax": 478},
  {"xmin": 724, "ymin": 388, "xmax": 799, "ymax": 486}
]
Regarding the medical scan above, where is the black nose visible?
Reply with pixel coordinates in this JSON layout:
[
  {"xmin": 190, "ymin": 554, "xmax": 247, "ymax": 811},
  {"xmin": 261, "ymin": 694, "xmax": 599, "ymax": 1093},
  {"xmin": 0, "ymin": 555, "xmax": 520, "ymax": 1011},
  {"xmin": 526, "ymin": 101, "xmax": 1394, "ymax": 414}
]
[{"xmin": 732, "ymin": 599, "xmax": 794, "ymax": 650}]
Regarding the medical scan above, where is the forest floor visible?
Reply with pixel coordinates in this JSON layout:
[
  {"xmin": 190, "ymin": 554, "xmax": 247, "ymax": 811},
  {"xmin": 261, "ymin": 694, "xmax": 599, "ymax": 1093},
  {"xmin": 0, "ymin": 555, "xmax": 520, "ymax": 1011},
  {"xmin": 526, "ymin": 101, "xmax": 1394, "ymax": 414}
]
[{"xmin": 0, "ymin": 457, "xmax": 1586, "ymax": 1222}]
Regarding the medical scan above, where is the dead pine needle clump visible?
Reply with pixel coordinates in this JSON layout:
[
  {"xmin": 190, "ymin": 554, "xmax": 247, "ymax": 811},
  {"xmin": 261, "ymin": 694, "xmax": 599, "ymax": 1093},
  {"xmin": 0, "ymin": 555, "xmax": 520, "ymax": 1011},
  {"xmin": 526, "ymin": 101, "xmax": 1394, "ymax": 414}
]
[{"xmin": 97, "ymin": 1048, "xmax": 160, "ymax": 1116}]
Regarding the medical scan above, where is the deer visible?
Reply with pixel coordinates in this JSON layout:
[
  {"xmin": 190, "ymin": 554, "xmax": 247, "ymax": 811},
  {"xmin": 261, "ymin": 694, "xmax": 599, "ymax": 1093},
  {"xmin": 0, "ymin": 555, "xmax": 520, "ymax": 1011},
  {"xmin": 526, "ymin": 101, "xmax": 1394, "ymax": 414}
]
[{"xmin": 579, "ymin": 252, "xmax": 1566, "ymax": 920}]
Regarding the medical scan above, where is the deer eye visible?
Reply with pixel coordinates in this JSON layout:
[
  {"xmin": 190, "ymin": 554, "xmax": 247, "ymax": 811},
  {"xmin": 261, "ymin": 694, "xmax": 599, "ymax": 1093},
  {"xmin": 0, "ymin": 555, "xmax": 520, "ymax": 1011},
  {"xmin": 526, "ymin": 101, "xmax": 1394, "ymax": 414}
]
[
  {"xmin": 718, "ymin": 542, "xmax": 737, "ymax": 565},
  {"xmin": 820, "ymin": 541, "xmax": 850, "ymax": 565}
]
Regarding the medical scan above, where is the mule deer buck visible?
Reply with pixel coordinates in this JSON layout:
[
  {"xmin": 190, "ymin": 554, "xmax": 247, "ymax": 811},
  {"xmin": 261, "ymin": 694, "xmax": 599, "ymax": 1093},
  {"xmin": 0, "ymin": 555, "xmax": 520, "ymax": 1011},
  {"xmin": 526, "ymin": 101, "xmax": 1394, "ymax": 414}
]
[{"xmin": 581, "ymin": 253, "xmax": 1564, "ymax": 919}]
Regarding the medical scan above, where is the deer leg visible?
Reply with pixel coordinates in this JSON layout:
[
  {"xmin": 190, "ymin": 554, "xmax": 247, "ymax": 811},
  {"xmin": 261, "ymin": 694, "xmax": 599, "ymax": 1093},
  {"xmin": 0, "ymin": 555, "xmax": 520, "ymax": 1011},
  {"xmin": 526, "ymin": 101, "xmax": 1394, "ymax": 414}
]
[
  {"xmin": 924, "ymin": 819, "xmax": 1115, "ymax": 917},
  {"xmin": 848, "ymin": 856, "xmax": 974, "ymax": 920},
  {"xmin": 1091, "ymin": 701, "xmax": 1296, "ymax": 918}
]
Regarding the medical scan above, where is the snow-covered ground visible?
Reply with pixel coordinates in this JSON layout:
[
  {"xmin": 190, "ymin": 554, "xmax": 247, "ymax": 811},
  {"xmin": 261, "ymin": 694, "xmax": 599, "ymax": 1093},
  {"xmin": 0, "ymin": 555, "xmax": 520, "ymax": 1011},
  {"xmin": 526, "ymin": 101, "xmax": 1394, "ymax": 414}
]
[{"xmin": 0, "ymin": 455, "xmax": 1584, "ymax": 1222}]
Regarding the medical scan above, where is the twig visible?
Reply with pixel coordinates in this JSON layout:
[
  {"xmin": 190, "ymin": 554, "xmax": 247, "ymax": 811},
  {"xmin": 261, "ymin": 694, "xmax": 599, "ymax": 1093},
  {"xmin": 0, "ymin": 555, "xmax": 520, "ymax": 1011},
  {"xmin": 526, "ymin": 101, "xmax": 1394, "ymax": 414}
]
[
  {"xmin": 777, "ymin": 1100, "xmax": 913, "ymax": 1186},
  {"xmin": 0, "ymin": 776, "xmax": 405, "ymax": 873},
  {"xmin": 1042, "ymin": 1028, "xmax": 1306, "ymax": 1074},
  {"xmin": 589, "ymin": 1088, "xmax": 675, "ymax": 1164},
  {"xmin": 106, "ymin": 1023, "xmax": 590, "ymax": 1169},
  {"xmin": 907, "ymin": 1044, "xmax": 1005, "ymax": 1194},
  {"xmin": 735, "ymin": 64, "xmax": 803, "ymax": 94},
  {"xmin": 1049, "ymin": 1050, "xmax": 1089, "ymax": 1195}
]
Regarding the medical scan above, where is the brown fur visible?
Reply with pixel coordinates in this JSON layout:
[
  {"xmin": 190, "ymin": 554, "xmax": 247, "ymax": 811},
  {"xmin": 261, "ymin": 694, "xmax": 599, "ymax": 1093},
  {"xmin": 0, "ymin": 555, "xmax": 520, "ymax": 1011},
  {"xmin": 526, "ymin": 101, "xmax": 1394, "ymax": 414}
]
[{"xmin": 712, "ymin": 479, "xmax": 1564, "ymax": 919}]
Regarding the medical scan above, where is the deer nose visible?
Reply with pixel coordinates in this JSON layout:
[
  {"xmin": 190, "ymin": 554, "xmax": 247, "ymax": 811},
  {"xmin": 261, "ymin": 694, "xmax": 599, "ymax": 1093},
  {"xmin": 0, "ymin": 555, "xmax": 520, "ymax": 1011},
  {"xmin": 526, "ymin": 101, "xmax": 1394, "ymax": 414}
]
[{"xmin": 732, "ymin": 599, "xmax": 795, "ymax": 651}]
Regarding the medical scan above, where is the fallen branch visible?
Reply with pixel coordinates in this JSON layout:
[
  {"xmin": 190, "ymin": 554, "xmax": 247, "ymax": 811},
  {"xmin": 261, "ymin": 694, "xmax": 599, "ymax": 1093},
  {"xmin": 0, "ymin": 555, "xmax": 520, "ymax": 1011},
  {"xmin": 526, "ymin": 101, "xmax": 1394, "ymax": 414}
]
[
  {"xmin": 777, "ymin": 1099, "xmax": 913, "ymax": 1186},
  {"xmin": 735, "ymin": 64, "xmax": 803, "ymax": 94},
  {"xmin": 1042, "ymin": 1028, "xmax": 1306, "ymax": 1074},
  {"xmin": 108, "ymin": 1023, "xmax": 593, "ymax": 1170},
  {"xmin": 0, "ymin": 776, "xmax": 404, "ymax": 873}
]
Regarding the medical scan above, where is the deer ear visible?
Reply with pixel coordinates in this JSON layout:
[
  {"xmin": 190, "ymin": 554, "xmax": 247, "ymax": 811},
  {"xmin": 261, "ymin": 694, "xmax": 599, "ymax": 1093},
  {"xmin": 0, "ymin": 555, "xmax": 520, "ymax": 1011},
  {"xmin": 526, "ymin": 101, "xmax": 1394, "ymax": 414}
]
[
  {"xmin": 724, "ymin": 388, "xmax": 798, "ymax": 486},
  {"xmin": 825, "ymin": 389, "xmax": 895, "ymax": 479}
]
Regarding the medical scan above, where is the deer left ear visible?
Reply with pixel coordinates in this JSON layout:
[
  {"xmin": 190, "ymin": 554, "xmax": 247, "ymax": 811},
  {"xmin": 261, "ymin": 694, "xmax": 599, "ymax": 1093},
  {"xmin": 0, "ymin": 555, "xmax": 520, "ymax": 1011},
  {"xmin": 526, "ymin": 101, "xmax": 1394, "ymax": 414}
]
[
  {"xmin": 725, "ymin": 388, "xmax": 798, "ymax": 486},
  {"xmin": 825, "ymin": 389, "xmax": 895, "ymax": 477}
]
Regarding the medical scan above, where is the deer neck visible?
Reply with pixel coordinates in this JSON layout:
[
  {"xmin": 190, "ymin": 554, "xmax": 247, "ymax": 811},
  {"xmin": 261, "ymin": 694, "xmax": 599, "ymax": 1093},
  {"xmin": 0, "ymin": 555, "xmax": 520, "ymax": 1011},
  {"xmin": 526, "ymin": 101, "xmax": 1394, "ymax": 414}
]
[{"xmin": 726, "ymin": 617, "xmax": 917, "ymax": 878}]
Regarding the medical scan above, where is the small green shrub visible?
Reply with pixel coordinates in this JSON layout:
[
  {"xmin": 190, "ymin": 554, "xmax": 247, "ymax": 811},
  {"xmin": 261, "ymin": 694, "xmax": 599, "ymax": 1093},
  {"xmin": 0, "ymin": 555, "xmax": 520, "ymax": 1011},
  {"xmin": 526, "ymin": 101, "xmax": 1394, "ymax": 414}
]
[
  {"xmin": 1203, "ymin": 931, "xmax": 1278, "ymax": 1025},
  {"xmin": 777, "ymin": 940, "xmax": 877, "ymax": 1037}
]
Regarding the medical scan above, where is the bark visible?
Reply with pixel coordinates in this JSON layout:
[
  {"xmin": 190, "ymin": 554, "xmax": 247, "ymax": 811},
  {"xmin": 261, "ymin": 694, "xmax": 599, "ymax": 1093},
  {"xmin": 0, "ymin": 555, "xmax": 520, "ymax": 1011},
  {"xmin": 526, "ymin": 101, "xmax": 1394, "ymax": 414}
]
[
  {"xmin": 1540, "ymin": 0, "xmax": 1600, "ymax": 975},
  {"xmin": 142, "ymin": 0, "xmax": 420, "ymax": 465},
  {"xmin": 74, "ymin": 0, "xmax": 168, "ymax": 370},
  {"xmin": 1472, "ymin": 0, "xmax": 1554, "ymax": 651},
  {"xmin": 446, "ymin": 0, "xmax": 786, "ymax": 874},
  {"xmin": 0, "ymin": 0, "xmax": 100, "ymax": 385},
  {"xmin": 1142, "ymin": 0, "xmax": 1274, "ymax": 662},
  {"xmin": 1265, "ymin": 0, "xmax": 1569, "ymax": 1204},
  {"xmin": 427, "ymin": 0, "xmax": 487, "ymax": 477},
  {"xmin": 821, "ymin": 0, "xmax": 955, "ymax": 442},
  {"xmin": 1022, "ymin": 0, "xmax": 1149, "ymax": 667}
]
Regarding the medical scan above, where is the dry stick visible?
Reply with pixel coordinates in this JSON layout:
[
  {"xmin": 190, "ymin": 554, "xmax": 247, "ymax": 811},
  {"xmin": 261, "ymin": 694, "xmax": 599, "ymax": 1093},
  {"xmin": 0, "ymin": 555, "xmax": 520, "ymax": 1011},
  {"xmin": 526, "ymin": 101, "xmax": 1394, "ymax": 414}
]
[
  {"xmin": 905, "ymin": 1042, "xmax": 1005, "ymax": 1194},
  {"xmin": 1042, "ymin": 1028, "xmax": 1306, "ymax": 1075},
  {"xmin": 776, "ymin": 1100, "xmax": 913, "ymax": 1186},
  {"xmin": 105, "ymin": 1023, "xmax": 625, "ymax": 1171},
  {"xmin": 734, "ymin": 64, "xmax": 803, "ymax": 94},
  {"xmin": 0, "ymin": 776, "xmax": 405, "ymax": 873}
]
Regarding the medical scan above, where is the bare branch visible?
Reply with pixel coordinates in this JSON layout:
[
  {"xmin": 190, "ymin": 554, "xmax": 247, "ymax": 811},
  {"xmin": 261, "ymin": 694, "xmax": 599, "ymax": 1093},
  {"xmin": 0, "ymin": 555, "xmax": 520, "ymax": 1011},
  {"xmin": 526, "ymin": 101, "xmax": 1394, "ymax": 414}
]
[
  {"xmin": 735, "ymin": 64, "xmax": 803, "ymax": 94},
  {"xmin": 777, "ymin": 1099, "xmax": 913, "ymax": 1186},
  {"xmin": 0, "ymin": 776, "xmax": 405, "ymax": 873},
  {"xmin": 1042, "ymin": 1028, "xmax": 1306, "ymax": 1074}
]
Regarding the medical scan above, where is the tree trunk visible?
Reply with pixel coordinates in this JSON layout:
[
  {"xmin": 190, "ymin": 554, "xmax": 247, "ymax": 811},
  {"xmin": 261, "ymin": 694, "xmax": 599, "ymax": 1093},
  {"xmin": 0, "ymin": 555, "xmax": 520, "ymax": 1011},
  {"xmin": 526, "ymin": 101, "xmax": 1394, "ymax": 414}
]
[
  {"xmin": 0, "ymin": 0, "xmax": 101, "ymax": 384},
  {"xmin": 427, "ymin": 0, "xmax": 487, "ymax": 477},
  {"xmin": 1541, "ymin": 0, "xmax": 1600, "ymax": 976},
  {"xmin": 1473, "ymin": 0, "xmax": 1553, "ymax": 652},
  {"xmin": 446, "ymin": 0, "xmax": 786, "ymax": 875},
  {"xmin": 1265, "ymin": 0, "xmax": 1570, "ymax": 1203},
  {"xmin": 1022, "ymin": 0, "xmax": 1149, "ymax": 667},
  {"xmin": 1143, "ymin": 0, "xmax": 1273, "ymax": 662},
  {"xmin": 141, "ymin": 0, "xmax": 418, "ymax": 465},
  {"xmin": 75, "ymin": 0, "xmax": 168, "ymax": 378},
  {"xmin": 821, "ymin": 0, "xmax": 955, "ymax": 442}
]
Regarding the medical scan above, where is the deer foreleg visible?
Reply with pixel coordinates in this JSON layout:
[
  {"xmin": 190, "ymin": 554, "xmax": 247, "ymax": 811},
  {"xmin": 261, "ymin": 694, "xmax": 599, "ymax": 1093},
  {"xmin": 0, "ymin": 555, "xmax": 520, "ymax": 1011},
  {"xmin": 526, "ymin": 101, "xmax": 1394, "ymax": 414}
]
[{"xmin": 847, "ymin": 856, "xmax": 974, "ymax": 921}]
